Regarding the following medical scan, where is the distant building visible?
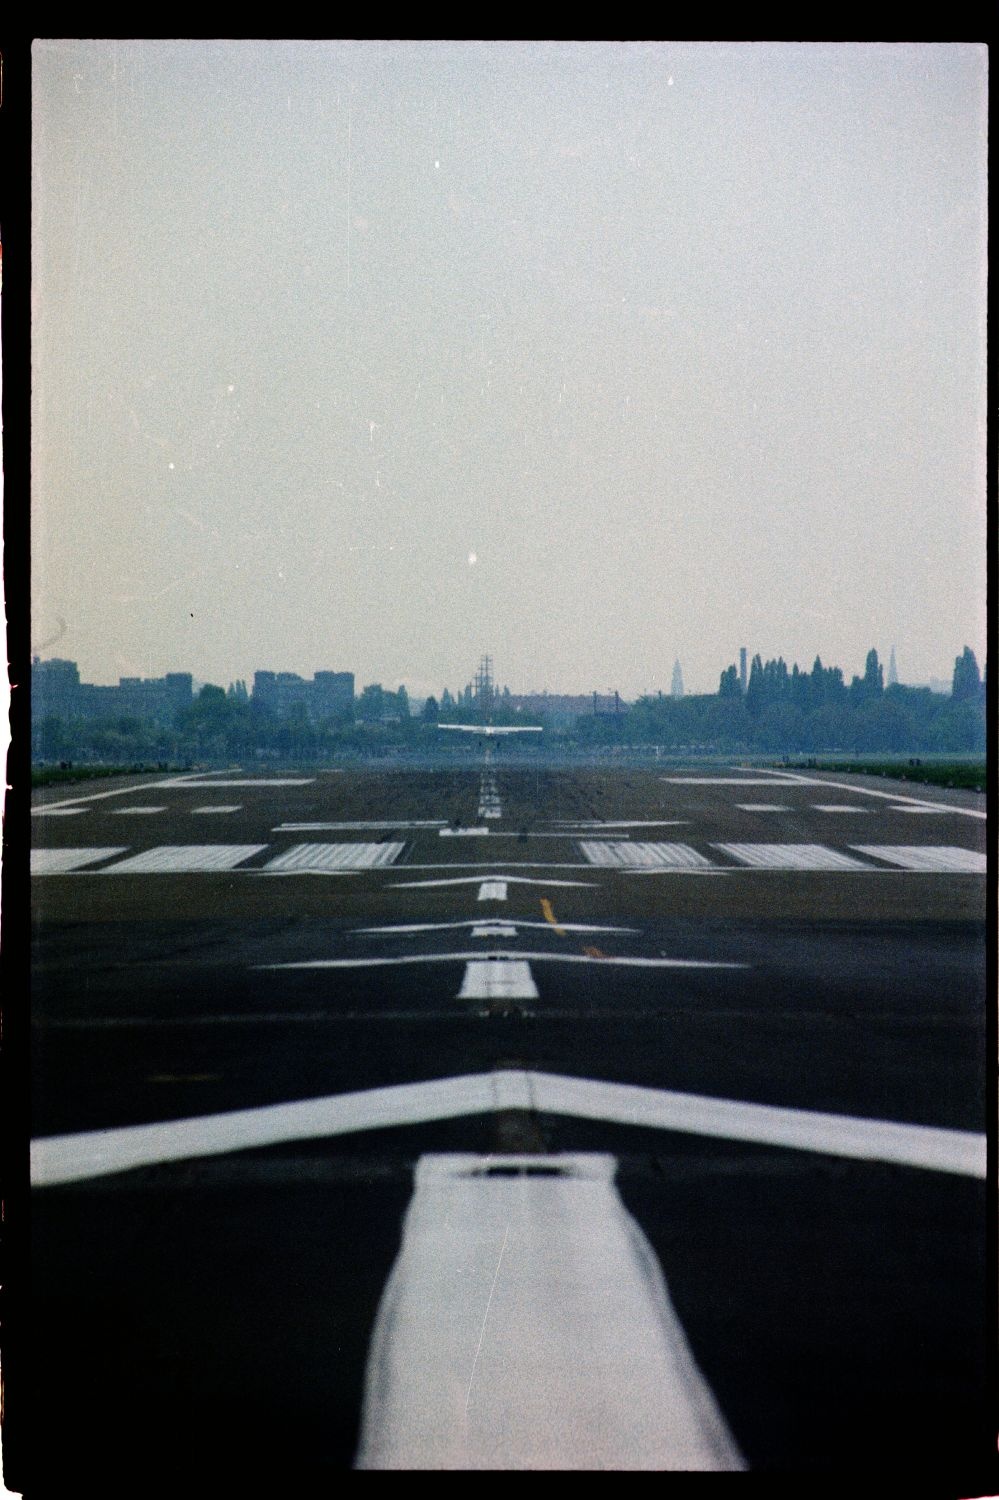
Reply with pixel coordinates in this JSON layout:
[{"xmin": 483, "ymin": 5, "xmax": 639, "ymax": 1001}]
[
  {"xmin": 252, "ymin": 669, "xmax": 355, "ymax": 722},
  {"xmin": 508, "ymin": 691, "xmax": 626, "ymax": 723},
  {"xmin": 887, "ymin": 646, "xmax": 898, "ymax": 686},
  {"xmin": 313, "ymin": 671, "xmax": 355, "ymax": 720},
  {"xmin": 31, "ymin": 657, "xmax": 81, "ymax": 720},
  {"xmin": 739, "ymin": 647, "xmax": 748, "ymax": 695},
  {"xmin": 31, "ymin": 657, "xmax": 193, "ymax": 726},
  {"xmin": 671, "ymin": 659, "xmax": 684, "ymax": 699}
]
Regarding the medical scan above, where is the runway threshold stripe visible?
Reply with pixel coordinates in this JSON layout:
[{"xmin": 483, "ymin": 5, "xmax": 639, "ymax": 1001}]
[
  {"xmin": 713, "ymin": 843, "xmax": 872, "ymax": 871},
  {"xmin": 31, "ymin": 847, "xmax": 128, "ymax": 875},
  {"xmin": 263, "ymin": 842, "xmax": 405, "ymax": 872},
  {"xmin": 100, "ymin": 845, "xmax": 267, "ymax": 873},
  {"xmin": 355, "ymin": 1155, "xmax": 744, "ymax": 1471},
  {"xmin": 580, "ymin": 841, "xmax": 714, "ymax": 870},
  {"xmin": 850, "ymin": 845, "xmax": 987, "ymax": 873},
  {"xmin": 32, "ymin": 1072, "xmax": 984, "ymax": 1186}
]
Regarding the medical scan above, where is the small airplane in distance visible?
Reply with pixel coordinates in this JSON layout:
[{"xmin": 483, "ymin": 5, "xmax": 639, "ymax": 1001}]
[{"xmin": 437, "ymin": 722, "xmax": 543, "ymax": 736}]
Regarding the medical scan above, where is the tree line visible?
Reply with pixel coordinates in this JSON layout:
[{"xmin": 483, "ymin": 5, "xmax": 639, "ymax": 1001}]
[{"xmin": 34, "ymin": 649, "xmax": 985, "ymax": 764}]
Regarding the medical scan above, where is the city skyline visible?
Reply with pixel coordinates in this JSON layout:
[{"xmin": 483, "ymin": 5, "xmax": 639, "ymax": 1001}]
[
  {"xmin": 31, "ymin": 639, "xmax": 975, "ymax": 703},
  {"xmin": 31, "ymin": 41, "xmax": 987, "ymax": 698}
]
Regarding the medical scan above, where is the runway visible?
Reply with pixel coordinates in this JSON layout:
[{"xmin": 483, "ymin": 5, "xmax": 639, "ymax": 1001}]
[{"xmin": 26, "ymin": 762, "xmax": 991, "ymax": 1484}]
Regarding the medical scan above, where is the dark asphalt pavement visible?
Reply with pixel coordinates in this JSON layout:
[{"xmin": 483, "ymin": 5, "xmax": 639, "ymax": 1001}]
[{"xmin": 19, "ymin": 763, "xmax": 993, "ymax": 1489}]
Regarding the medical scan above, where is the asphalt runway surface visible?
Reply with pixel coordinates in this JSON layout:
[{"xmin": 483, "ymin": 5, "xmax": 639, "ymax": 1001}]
[{"xmin": 22, "ymin": 761, "xmax": 992, "ymax": 1487}]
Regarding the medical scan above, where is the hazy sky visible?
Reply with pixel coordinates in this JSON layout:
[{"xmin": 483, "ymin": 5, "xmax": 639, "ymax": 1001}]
[{"xmin": 31, "ymin": 40, "xmax": 987, "ymax": 697}]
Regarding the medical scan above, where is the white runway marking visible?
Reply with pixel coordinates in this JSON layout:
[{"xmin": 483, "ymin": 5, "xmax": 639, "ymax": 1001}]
[
  {"xmin": 175, "ymin": 777, "xmax": 316, "ymax": 787},
  {"xmin": 753, "ymin": 769, "xmax": 987, "ymax": 820},
  {"xmin": 811, "ymin": 805, "xmax": 870, "ymax": 814},
  {"xmin": 440, "ymin": 826, "xmax": 491, "ymax": 837},
  {"xmin": 850, "ymin": 845, "xmax": 987, "ymax": 874},
  {"xmin": 713, "ymin": 843, "xmax": 873, "ymax": 871},
  {"xmin": 190, "ymin": 805, "xmax": 242, "ymax": 814},
  {"xmin": 263, "ymin": 842, "xmax": 405, "ymax": 872},
  {"xmin": 111, "ymin": 806, "xmax": 166, "ymax": 815},
  {"xmin": 31, "ymin": 848, "xmax": 128, "ymax": 875},
  {"xmin": 32, "ymin": 1071, "xmax": 985, "ymax": 1186},
  {"xmin": 355, "ymin": 920, "xmax": 636, "ymax": 937},
  {"xmin": 355, "ymin": 1155, "xmax": 744, "ymax": 1471},
  {"xmin": 892, "ymin": 806, "xmax": 951, "ymax": 814},
  {"xmin": 554, "ymin": 819, "xmax": 688, "ymax": 828},
  {"xmin": 458, "ymin": 960, "xmax": 539, "ymax": 1001},
  {"xmin": 260, "ymin": 951, "xmax": 745, "ymax": 973},
  {"xmin": 101, "ymin": 845, "xmax": 267, "ymax": 873},
  {"xmin": 400, "ymin": 861, "xmax": 597, "ymax": 870},
  {"xmin": 580, "ymin": 841, "xmax": 715, "ymax": 870},
  {"xmin": 661, "ymin": 777, "xmax": 798, "ymax": 785},
  {"xmin": 28, "ymin": 771, "xmax": 207, "ymax": 812},
  {"xmin": 276, "ymin": 821, "xmax": 445, "ymax": 830},
  {"xmin": 471, "ymin": 924, "xmax": 518, "ymax": 938},
  {"xmin": 735, "ymin": 804, "xmax": 790, "ymax": 813},
  {"xmin": 478, "ymin": 880, "xmax": 508, "ymax": 901},
  {"xmin": 394, "ymin": 874, "xmax": 595, "ymax": 889},
  {"xmin": 31, "ymin": 807, "xmax": 88, "ymax": 816}
]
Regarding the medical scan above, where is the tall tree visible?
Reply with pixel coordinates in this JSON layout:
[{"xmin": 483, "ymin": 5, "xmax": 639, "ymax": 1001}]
[
  {"xmin": 863, "ymin": 649, "xmax": 884, "ymax": 697},
  {"xmin": 951, "ymin": 646, "xmax": 982, "ymax": 702}
]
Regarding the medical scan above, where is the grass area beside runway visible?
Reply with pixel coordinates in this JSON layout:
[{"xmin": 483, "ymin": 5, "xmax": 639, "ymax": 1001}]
[
  {"xmin": 31, "ymin": 763, "xmax": 186, "ymax": 788},
  {"xmin": 769, "ymin": 758, "xmax": 986, "ymax": 792}
]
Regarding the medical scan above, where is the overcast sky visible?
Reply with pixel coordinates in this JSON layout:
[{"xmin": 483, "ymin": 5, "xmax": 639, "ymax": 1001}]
[{"xmin": 31, "ymin": 40, "xmax": 987, "ymax": 698}]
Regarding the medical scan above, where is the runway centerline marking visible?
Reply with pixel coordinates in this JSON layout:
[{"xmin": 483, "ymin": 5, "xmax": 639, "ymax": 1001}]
[
  {"xmin": 458, "ymin": 960, "xmax": 539, "ymax": 1000},
  {"xmin": 191, "ymin": 805, "xmax": 242, "ymax": 814},
  {"xmin": 356, "ymin": 1155, "xmax": 744, "ymax": 1471},
  {"xmin": 478, "ymin": 880, "xmax": 507, "ymax": 901},
  {"xmin": 32, "ymin": 1071, "xmax": 985, "ymax": 1185}
]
